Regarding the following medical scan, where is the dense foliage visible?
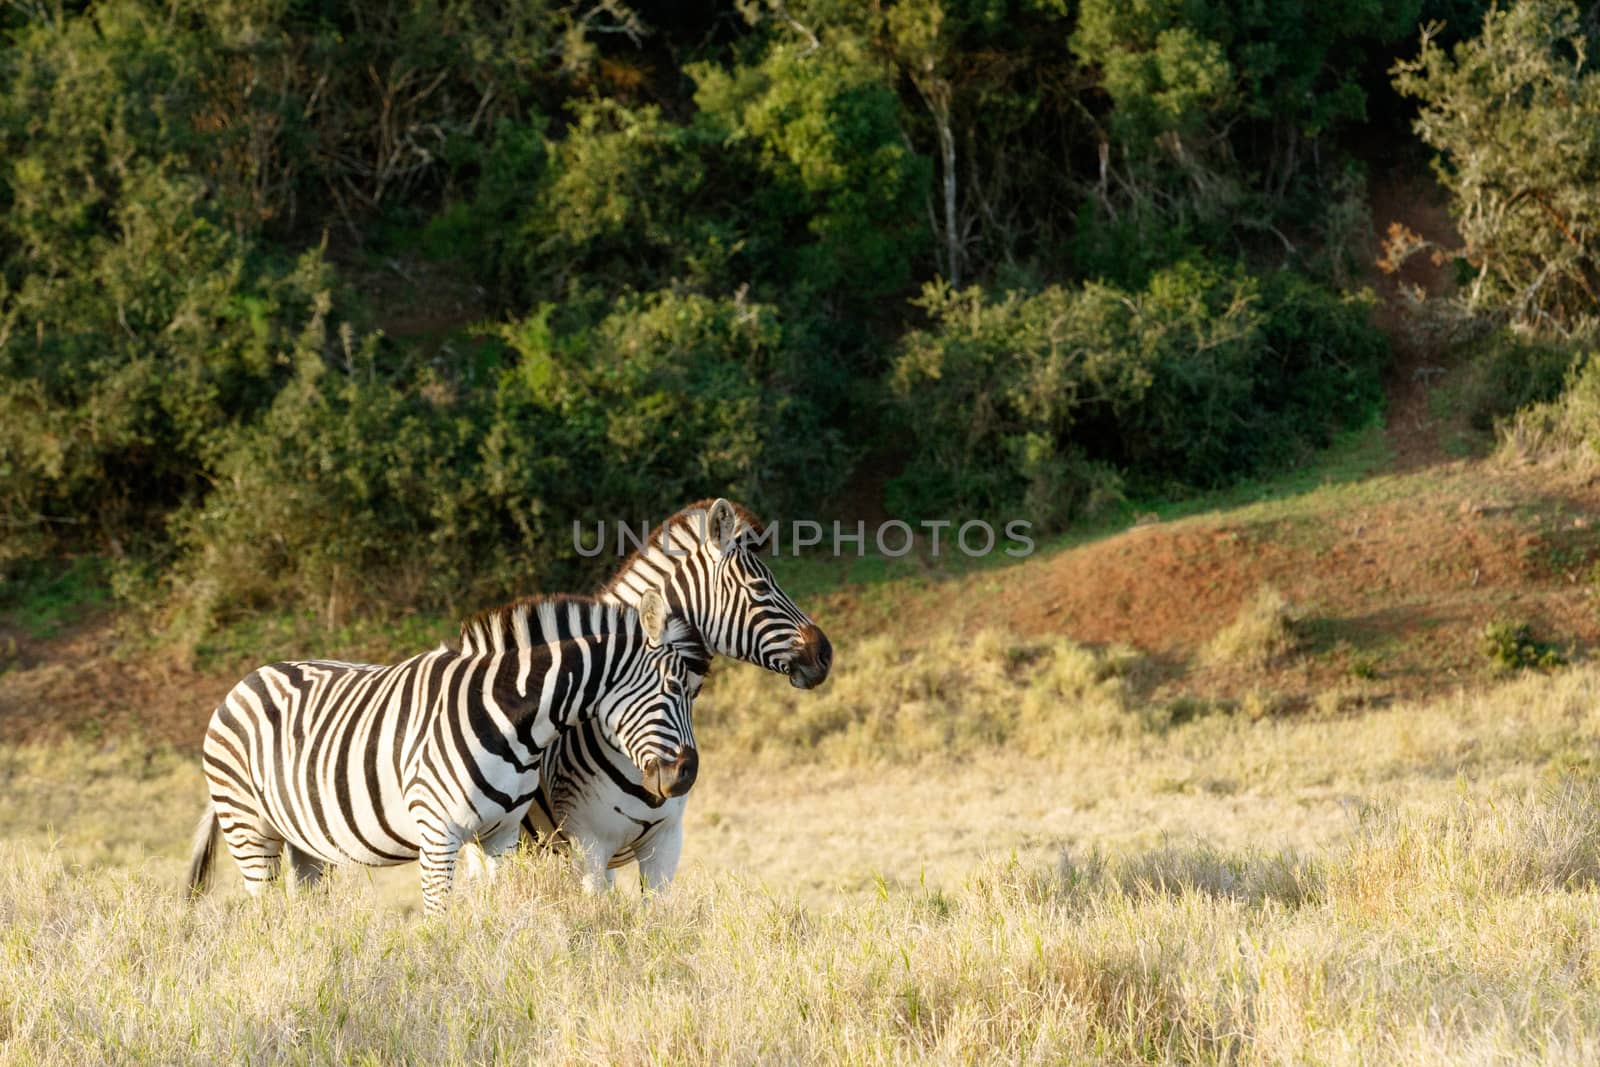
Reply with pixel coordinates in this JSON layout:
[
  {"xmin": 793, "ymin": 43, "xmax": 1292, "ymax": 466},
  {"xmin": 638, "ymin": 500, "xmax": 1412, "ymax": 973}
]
[
  {"xmin": 887, "ymin": 264, "xmax": 1385, "ymax": 524},
  {"xmin": 1394, "ymin": 0, "xmax": 1600, "ymax": 331},
  {"xmin": 12, "ymin": 0, "xmax": 1579, "ymax": 631}
]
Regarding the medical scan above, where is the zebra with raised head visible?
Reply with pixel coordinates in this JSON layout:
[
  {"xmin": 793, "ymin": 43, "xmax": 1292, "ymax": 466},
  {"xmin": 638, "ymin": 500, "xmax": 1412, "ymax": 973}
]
[
  {"xmin": 187, "ymin": 590, "xmax": 697, "ymax": 914},
  {"xmin": 462, "ymin": 497, "xmax": 831, "ymax": 892}
]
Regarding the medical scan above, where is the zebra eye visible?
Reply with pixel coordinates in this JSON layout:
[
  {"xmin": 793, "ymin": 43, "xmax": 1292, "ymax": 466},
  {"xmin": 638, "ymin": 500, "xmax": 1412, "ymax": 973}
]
[{"xmin": 748, "ymin": 578, "xmax": 772, "ymax": 595}]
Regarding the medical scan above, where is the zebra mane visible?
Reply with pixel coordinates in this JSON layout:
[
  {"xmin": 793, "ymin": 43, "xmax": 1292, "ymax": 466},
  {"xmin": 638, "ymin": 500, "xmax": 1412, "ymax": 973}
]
[
  {"xmin": 598, "ymin": 498, "xmax": 767, "ymax": 594},
  {"xmin": 457, "ymin": 595, "xmax": 626, "ymax": 656},
  {"xmin": 456, "ymin": 593, "xmax": 702, "ymax": 664}
]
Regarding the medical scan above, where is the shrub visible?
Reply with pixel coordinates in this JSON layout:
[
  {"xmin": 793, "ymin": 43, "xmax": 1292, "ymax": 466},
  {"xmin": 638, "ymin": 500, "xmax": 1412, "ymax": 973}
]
[
  {"xmin": 1067, "ymin": 0, "xmax": 1436, "ymax": 282},
  {"xmin": 1498, "ymin": 343, "xmax": 1600, "ymax": 468},
  {"xmin": 0, "ymin": 185, "xmax": 339, "ymax": 553},
  {"xmin": 453, "ymin": 40, "xmax": 928, "ymax": 346},
  {"xmin": 885, "ymin": 264, "xmax": 1385, "ymax": 528},
  {"xmin": 167, "ymin": 337, "xmax": 480, "ymax": 632},
  {"xmin": 1479, "ymin": 619, "xmax": 1566, "ymax": 674},
  {"xmin": 167, "ymin": 284, "xmax": 859, "ymax": 634},
  {"xmin": 690, "ymin": 41, "xmax": 929, "ymax": 316},
  {"xmin": 490, "ymin": 288, "xmax": 850, "ymax": 517},
  {"xmin": 1393, "ymin": 0, "xmax": 1600, "ymax": 330},
  {"xmin": 0, "ymin": 3, "xmax": 345, "ymax": 552},
  {"xmin": 491, "ymin": 99, "xmax": 737, "ymax": 313},
  {"xmin": 884, "ymin": 278, "xmax": 1149, "ymax": 529},
  {"xmin": 1452, "ymin": 329, "xmax": 1584, "ymax": 434},
  {"xmin": 1203, "ymin": 587, "xmax": 1301, "ymax": 670}
]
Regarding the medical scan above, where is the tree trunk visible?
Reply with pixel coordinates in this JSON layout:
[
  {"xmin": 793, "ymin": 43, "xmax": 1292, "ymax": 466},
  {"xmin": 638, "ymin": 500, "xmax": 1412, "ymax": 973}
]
[{"xmin": 918, "ymin": 77, "xmax": 961, "ymax": 288}]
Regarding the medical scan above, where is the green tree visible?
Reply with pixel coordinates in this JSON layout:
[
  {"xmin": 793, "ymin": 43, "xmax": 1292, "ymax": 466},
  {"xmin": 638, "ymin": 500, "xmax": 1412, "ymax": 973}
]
[
  {"xmin": 0, "ymin": 5, "xmax": 339, "ymax": 554},
  {"xmin": 1393, "ymin": 0, "xmax": 1600, "ymax": 330}
]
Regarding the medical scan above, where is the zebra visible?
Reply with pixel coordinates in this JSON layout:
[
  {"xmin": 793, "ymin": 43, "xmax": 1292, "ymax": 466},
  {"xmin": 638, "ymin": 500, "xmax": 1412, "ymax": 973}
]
[
  {"xmin": 186, "ymin": 590, "xmax": 698, "ymax": 914},
  {"xmin": 461, "ymin": 497, "xmax": 831, "ymax": 892}
]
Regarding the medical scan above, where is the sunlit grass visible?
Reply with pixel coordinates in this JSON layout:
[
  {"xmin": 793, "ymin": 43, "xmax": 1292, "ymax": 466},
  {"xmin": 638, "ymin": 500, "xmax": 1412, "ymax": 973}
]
[
  {"xmin": 10, "ymin": 603, "xmax": 1600, "ymax": 1060},
  {"xmin": 5, "ymin": 779, "xmax": 1600, "ymax": 1064}
]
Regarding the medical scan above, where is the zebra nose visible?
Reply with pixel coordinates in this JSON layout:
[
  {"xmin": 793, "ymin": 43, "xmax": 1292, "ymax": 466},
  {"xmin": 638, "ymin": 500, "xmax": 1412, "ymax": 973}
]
[
  {"xmin": 659, "ymin": 746, "xmax": 698, "ymax": 797},
  {"xmin": 789, "ymin": 624, "xmax": 832, "ymax": 689}
]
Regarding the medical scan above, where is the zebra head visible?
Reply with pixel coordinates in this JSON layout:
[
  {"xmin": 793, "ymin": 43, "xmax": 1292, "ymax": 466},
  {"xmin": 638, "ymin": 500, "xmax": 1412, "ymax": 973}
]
[
  {"xmin": 609, "ymin": 498, "xmax": 831, "ymax": 690},
  {"xmin": 595, "ymin": 588, "xmax": 700, "ymax": 806}
]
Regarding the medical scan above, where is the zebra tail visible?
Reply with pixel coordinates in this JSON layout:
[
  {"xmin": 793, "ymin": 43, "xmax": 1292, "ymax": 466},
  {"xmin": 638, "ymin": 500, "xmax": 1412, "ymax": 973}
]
[{"xmin": 186, "ymin": 800, "xmax": 220, "ymax": 899}]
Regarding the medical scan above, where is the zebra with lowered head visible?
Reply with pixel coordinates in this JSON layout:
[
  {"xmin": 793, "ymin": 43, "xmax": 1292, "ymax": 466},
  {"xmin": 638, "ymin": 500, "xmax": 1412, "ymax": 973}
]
[
  {"xmin": 461, "ymin": 497, "xmax": 831, "ymax": 892},
  {"xmin": 187, "ymin": 590, "xmax": 698, "ymax": 914}
]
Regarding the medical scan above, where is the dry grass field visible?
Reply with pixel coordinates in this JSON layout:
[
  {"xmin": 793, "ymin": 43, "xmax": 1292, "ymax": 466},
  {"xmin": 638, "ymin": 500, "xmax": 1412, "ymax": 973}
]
[
  {"xmin": 6, "ymin": 454, "xmax": 1600, "ymax": 1063},
  {"xmin": 6, "ymin": 634, "xmax": 1600, "ymax": 1062}
]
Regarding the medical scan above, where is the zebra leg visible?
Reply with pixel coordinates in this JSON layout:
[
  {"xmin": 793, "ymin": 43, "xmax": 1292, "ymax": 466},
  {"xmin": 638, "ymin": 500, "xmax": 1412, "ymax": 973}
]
[
  {"xmin": 216, "ymin": 815, "xmax": 284, "ymax": 896},
  {"xmin": 572, "ymin": 839, "xmax": 616, "ymax": 895},
  {"xmin": 457, "ymin": 840, "xmax": 489, "ymax": 882},
  {"xmin": 474, "ymin": 820, "xmax": 524, "ymax": 882},
  {"xmin": 417, "ymin": 835, "xmax": 464, "ymax": 915},
  {"xmin": 636, "ymin": 818, "xmax": 684, "ymax": 896}
]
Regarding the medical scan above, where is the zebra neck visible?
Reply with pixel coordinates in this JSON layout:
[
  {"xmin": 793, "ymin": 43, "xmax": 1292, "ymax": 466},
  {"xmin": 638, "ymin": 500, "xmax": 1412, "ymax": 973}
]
[
  {"xmin": 602, "ymin": 537, "xmax": 716, "ymax": 674},
  {"xmin": 596, "ymin": 585, "xmax": 712, "ymax": 680},
  {"xmin": 500, "ymin": 634, "xmax": 615, "ymax": 747},
  {"xmin": 603, "ymin": 506, "xmax": 710, "ymax": 612},
  {"xmin": 460, "ymin": 596, "xmax": 632, "ymax": 657}
]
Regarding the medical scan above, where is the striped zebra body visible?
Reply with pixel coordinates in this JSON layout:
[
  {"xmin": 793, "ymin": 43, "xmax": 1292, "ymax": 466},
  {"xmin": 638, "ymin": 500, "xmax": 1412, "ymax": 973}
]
[
  {"xmin": 527, "ymin": 716, "xmax": 685, "ymax": 889},
  {"xmin": 462, "ymin": 498, "xmax": 831, "ymax": 892},
  {"xmin": 189, "ymin": 593, "xmax": 695, "ymax": 913}
]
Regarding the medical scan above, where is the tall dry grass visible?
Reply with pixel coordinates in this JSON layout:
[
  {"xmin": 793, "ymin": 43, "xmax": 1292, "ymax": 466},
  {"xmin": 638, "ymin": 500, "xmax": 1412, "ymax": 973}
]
[
  {"xmin": 4, "ymin": 782, "xmax": 1600, "ymax": 1064},
  {"xmin": 7, "ymin": 634, "xmax": 1600, "ymax": 1061},
  {"xmin": 1202, "ymin": 586, "xmax": 1301, "ymax": 670},
  {"xmin": 693, "ymin": 628, "xmax": 1147, "ymax": 764}
]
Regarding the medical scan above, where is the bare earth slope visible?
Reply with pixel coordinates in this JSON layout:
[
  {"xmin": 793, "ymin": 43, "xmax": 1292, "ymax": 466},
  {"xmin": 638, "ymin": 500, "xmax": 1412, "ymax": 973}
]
[{"xmin": 1025, "ymin": 465, "xmax": 1593, "ymax": 697}]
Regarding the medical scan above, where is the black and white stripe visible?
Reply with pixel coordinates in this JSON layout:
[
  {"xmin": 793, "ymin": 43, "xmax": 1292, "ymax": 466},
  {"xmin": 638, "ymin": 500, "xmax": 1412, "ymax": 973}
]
[
  {"xmin": 187, "ymin": 592, "xmax": 697, "ymax": 914},
  {"xmin": 461, "ymin": 498, "xmax": 831, "ymax": 892}
]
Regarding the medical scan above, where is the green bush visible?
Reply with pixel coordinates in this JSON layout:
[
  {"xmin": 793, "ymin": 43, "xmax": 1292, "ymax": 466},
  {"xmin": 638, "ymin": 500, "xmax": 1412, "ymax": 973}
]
[
  {"xmin": 169, "ymin": 286, "xmax": 854, "ymax": 631},
  {"xmin": 0, "ymin": 3, "xmax": 425, "ymax": 563},
  {"xmin": 1454, "ymin": 330, "xmax": 1584, "ymax": 433},
  {"xmin": 0, "ymin": 1, "xmax": 344, "ymax": 549},
  {"xmin": 1394, "ymin": 0, "xmax": 1600, "ymax": 329},
  {"xmin": 490, "ymin": 288, "xmax": 850, "ymax": 516},
  {"xmin": 1479, "ymin": 619, "xmax": 1566, "ymax": 674},
  {"xmin": 168, "ymin": 338, "xmax": 480, "ymax": 628},
  {"xmin": 1500, "ymin": 343, "xmax": 1600, "ymax": 465},
  {"xmin": 691, "ymin": 41, "xmax": 928, "ymax": 315},
  {"xmin": 884, "ymin": 278, "xmax": 1151, "ymax": 529},
  {"xmin": 449, "ymin": 37, "xmax": 927, "ymax": 339},
  {"xmin": 886, "ymin": 264, "xmax": 1386, "ymax": 527},
  {"xmin": 1066, "ymin": 0, "xmax": 1438, "ymax": 282}
]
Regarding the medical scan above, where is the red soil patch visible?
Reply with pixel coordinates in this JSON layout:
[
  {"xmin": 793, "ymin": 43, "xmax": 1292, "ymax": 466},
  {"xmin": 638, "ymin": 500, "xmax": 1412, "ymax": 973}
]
[{"xmin": 946, "ymin": 463, "xmax": 1600, "ymax": 705}]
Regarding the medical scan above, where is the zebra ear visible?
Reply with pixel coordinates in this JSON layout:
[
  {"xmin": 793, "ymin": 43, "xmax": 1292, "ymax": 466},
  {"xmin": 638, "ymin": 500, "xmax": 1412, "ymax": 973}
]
[
  {"xmin": 638, "ymin": 588, "xmax": 667, "ymax": 647},
  {"xmin": 707, "ymin": 498, "xmax": 739, "ymax": 553}
]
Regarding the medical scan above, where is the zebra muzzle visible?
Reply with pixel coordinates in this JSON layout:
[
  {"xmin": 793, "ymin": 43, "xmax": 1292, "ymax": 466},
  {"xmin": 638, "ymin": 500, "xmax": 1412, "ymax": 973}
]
[
  {"xmin": 786, "ymin": 624, "xmax": 833, "ymax": 689},
  {"xmin": 641, "ymin": 746, "xmax": 699, "ymax": 802}
]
